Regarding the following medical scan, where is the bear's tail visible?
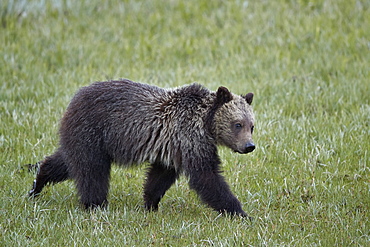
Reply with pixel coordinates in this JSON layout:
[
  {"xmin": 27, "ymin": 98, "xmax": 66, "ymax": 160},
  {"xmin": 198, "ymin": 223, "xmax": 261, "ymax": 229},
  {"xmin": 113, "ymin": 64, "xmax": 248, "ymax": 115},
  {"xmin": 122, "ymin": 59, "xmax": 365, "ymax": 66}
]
[{"xmin": 29, "ymin": 150, "xmax": 70, "ymax": 197}]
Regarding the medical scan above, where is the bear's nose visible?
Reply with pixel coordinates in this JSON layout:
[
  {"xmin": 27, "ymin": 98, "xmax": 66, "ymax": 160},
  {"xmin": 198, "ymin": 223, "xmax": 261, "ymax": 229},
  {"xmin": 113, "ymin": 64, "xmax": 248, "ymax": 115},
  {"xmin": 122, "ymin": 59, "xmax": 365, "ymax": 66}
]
[{"xmin": 245, "ymin": 142, "xmax": 255, "ymax": 153}]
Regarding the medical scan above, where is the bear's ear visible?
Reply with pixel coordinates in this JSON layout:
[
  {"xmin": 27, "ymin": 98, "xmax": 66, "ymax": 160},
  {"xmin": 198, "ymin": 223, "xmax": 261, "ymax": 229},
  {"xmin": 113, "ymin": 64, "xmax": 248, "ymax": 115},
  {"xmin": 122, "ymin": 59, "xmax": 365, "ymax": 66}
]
[
  {"xmin": 215, "ymin": 86, "xmax": 233, "ymax": 105},
  {"xmin": 244, "ymin": 93, "xmax": 254, "ymax": 105}
]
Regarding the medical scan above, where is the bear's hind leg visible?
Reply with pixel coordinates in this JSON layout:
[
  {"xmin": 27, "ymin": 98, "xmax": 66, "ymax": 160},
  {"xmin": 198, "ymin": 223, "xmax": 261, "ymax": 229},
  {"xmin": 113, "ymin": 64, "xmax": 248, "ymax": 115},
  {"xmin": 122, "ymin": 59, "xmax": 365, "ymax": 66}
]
[
  {"xmin": 29, "ymin": 150, "xmax": 69, "ymax": 197},
  {"xmin": 143, "ymin": 162, "xmax": 179, "ymax": 211},
  {"xmin": 73, "ymin": 157, "xmax": 111, "ymax": 209}
]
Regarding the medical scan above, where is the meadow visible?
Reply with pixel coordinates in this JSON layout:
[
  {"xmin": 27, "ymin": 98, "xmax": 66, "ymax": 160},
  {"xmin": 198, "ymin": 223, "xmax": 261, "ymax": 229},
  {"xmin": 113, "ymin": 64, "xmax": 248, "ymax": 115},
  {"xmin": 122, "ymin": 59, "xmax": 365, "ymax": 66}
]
[{"xmin": 1, "ymin": 0, "xmax": 369, "ymax": 246}]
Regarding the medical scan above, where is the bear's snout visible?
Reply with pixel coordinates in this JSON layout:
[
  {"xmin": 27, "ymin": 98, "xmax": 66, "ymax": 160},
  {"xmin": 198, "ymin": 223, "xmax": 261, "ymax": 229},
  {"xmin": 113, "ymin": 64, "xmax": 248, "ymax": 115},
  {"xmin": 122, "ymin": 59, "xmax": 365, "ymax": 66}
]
[
  {"xmin": 244, "ymin": 142, "xmax": 255, "ymax": 153},
  {"xmin": 234, "ymin": 142, "xmax": 255, "ymax": 154}
]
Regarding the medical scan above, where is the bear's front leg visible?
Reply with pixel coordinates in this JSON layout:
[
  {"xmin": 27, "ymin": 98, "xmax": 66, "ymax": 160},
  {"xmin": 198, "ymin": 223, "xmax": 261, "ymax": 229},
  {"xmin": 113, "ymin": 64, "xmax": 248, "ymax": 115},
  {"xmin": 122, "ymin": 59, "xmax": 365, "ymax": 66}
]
[
  {"xmin": 188, "ymin": 170, "xmax": 249, "ymax": 218},
  {"xmin": 143, "ymin": 162, "xmax": 179, "ymax": 211}
]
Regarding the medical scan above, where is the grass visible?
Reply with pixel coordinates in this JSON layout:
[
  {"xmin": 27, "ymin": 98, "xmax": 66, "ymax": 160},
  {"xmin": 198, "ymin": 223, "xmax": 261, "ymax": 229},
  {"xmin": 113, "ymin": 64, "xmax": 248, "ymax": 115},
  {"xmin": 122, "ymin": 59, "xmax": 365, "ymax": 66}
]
[{"xmin": 1, "ymin": 0, "xmax": 369, "ymax": 246}]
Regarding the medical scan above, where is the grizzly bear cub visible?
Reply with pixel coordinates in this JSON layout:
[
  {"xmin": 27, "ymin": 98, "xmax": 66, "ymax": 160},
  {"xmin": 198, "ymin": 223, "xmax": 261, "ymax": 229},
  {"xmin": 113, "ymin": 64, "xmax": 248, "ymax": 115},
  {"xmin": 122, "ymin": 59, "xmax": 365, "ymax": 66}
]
[{"xmin": 29, "ymin": 79, "xmax": 255, "ymax": 217}]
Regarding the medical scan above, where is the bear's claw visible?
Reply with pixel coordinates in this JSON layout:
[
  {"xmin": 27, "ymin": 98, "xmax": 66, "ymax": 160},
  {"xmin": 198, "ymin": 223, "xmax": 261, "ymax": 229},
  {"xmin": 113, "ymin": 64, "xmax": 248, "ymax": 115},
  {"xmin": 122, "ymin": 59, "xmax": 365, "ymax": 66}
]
[{"xmin": 28, "ymin": 180, "xmax": 39, "ymax": 197}]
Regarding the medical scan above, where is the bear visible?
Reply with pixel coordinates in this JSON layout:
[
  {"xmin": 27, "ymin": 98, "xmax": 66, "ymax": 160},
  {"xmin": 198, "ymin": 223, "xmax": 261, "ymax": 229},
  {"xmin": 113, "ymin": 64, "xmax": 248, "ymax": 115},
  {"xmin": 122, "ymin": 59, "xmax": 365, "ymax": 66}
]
[{"xmin": 29, "ymin": 79, "xmax": 255, "ymax": 217}]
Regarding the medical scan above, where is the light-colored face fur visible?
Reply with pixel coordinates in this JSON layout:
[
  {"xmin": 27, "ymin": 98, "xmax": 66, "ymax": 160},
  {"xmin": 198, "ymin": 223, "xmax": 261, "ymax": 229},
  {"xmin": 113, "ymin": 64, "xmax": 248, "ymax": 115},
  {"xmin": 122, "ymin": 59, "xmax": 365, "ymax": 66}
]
[{"xmin": 214, "ymin": 93, "xmax": 255, "ymax": 154}]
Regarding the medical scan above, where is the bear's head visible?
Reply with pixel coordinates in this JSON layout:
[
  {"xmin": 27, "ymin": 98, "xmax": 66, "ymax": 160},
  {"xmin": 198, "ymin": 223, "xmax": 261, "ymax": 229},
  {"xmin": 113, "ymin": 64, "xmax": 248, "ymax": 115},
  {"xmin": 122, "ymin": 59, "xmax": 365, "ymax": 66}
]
[{"xmin": 211, "ymin": 86, "xmax": 255, "ymax": 154}]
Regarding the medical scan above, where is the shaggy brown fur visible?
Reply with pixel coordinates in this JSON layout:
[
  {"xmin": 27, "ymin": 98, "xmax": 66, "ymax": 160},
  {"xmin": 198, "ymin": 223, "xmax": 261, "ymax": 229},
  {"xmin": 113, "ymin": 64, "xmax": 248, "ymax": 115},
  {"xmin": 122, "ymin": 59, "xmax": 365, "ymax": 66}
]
[{"xmin": 29, "ymin": 79, "xmax": 255, "ymax": 217}]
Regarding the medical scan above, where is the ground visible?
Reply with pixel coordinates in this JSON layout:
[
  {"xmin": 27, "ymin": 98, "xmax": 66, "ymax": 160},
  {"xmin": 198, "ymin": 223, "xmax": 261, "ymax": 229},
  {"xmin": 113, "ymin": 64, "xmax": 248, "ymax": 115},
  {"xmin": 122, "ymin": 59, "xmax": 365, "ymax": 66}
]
[{"xmin": 0, "ymin": 0, "xmax": 369, "ymax": 246}]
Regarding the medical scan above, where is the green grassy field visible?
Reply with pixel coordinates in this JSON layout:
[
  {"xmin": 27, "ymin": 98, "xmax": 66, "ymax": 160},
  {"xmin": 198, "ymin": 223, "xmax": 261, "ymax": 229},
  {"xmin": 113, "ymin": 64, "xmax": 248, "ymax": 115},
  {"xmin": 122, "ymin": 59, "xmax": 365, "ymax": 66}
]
[{"xmin": 1, "ymin": 0, "xmax": 369, "ymax": 246}]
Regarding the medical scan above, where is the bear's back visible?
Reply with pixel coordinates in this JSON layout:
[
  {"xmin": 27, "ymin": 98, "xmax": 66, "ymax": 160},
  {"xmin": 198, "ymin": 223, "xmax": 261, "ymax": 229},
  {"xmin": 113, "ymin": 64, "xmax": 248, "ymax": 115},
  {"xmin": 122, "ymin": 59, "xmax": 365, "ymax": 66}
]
[{"xmin": 59, "ymin": 80, "xmax": 214, "ymax": 169}]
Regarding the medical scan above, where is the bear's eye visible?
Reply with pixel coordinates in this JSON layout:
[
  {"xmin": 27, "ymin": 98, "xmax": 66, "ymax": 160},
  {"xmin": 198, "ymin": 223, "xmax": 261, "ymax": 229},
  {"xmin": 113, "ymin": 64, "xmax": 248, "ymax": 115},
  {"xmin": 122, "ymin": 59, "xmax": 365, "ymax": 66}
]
[
  {"xmin": 251, "ymin": 126, "xmax": 254, "ymax": 133},
  {"xmin": 235, "ymin": 123, "xmax": 243, "ymax": 129}
]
